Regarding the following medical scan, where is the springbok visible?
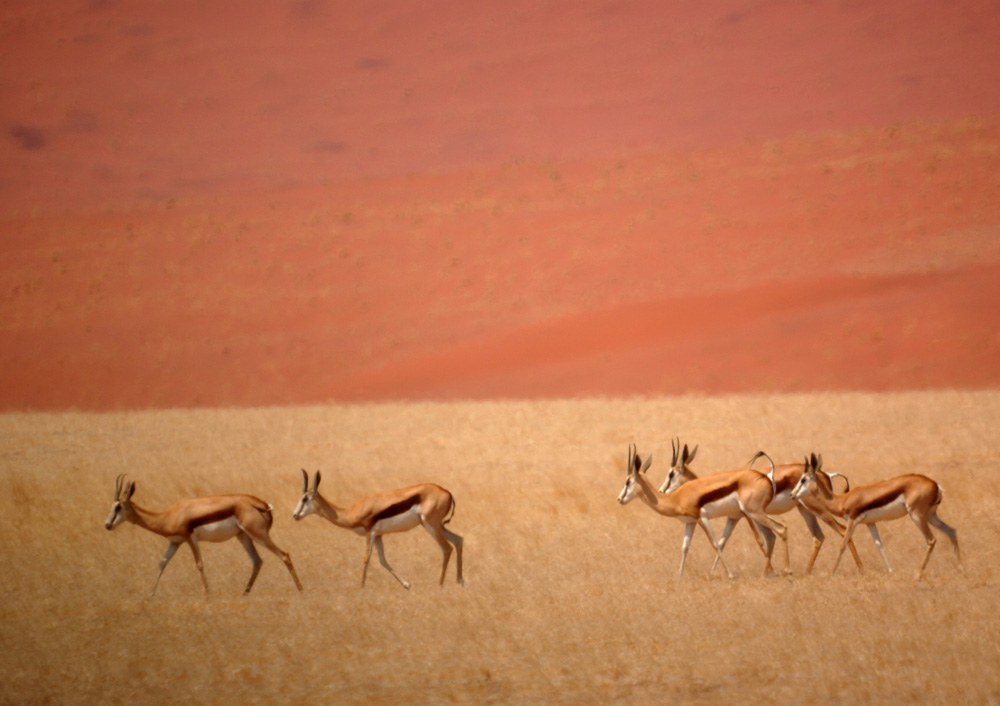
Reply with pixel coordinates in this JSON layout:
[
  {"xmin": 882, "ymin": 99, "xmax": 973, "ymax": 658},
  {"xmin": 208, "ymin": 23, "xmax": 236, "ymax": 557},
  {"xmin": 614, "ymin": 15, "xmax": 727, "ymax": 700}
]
[
  {"xmin": 658, "ymin": 441, "xmax": 864, "ymax": 574},
  {"xmin": 791, "ymin": 455, "xmax": 961, "ymax": 578},
  {"xmin": 293, "ymin": 470, "xmax": 464, "ymax": 589},
  {"xmin": 104, "ymin": 474, "xmax": 303, "ymax": 597},
  {"xmin": 617, "ymin": 443, "xmax": 789, "ymax": 579}
]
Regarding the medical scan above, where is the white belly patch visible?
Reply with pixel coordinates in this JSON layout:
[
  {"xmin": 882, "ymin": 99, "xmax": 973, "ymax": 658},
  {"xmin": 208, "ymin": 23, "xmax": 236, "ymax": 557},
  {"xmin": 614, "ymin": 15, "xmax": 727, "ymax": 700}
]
[
  {"xmin": 373, "ymin": 505, "xmax": 423, "ymax": 535},
  {"xmin": 856, "ymin": 495, "xmax": 908, "ymax": 524},
  {"xmin": 702, "ymin": 494, "xmax": 742, "ymax": 519},
  {"xmin": 192, "ymin": 517, "xmax": 242, "ymax": 542}
]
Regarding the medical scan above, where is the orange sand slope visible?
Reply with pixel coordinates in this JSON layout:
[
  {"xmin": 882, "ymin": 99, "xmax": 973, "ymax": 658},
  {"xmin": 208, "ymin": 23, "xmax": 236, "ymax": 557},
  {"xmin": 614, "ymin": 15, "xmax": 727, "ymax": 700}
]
[{"xmin": 2, "ymin": 2, "xmax": 999, "ymax": 409}]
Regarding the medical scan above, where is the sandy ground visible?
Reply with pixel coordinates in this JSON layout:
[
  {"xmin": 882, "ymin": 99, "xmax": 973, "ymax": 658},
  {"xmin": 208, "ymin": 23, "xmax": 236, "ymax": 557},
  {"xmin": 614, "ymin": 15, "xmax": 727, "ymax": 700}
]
[
  {"xmin": 2, "ymin": 2, "xmax": 1000, "ymax": 410},
  {"xmin": 1, "ymin": 393, "xmax": 996, "ymax": 705}
]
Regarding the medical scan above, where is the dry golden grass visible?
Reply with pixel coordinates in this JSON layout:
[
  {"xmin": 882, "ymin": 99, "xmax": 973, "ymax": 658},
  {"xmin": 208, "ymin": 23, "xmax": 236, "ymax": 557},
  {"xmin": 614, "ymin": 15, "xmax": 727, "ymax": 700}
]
[{"xmin": 2, "ymin": 392, "xmax": 998, "ymax": 705}]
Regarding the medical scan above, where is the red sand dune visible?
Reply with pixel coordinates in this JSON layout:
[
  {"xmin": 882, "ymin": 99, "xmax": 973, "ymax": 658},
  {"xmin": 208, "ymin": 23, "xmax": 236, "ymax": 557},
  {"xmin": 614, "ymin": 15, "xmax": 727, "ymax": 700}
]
[{"xmin": 2, "ymin": 1, "xmax": 999, "ymax": 410}]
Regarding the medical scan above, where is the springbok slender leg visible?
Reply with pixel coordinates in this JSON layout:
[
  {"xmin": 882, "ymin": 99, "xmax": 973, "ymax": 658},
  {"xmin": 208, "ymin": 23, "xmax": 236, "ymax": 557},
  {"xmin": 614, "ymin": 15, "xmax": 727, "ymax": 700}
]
[
  {"xmin": 236, "ymin": 532, "xmax": 263, "ymax": 595},
  {"xmin": 150, "ymin": 541, "xmax": 180, "ymax": 598},
  {"xmin": 373, "ymin": 536, "xmax": 411, "ymax": 589},
  {"xmin": 441, "ymin": 527, "xmax": 465, "ymax": 585},
  {"xmin": 867, "ymin": 523, "xmax": 893, "ymax": 574},
  {"xmin": 928, "ymin": 512, "xmax": 961, "ymax": 571},
  {"xmin": 186, "ymin": 536, "xmax": 210, "ymax": 594},
  {"xmin": 698, "ymin": 518, "xmax": 734, "ymax": 579},
  {"xmin": 831, "ymin": 517, "xmax": 860, "ymax": 576}
]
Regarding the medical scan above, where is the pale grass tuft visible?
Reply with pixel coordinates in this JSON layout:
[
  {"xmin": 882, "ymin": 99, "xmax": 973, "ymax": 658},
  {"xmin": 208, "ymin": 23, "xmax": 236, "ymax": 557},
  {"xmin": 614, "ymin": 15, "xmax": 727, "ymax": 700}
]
[{"xmin": 0, "ymin": 392, "xmax": 997, "ymax": 704}]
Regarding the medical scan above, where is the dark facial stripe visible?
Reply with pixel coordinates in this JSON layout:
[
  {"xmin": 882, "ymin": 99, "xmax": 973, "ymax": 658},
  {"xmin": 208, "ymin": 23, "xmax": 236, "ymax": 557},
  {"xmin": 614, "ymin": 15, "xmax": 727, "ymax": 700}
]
[{"xmin": 372, "ymin": 496, "xmax": 421, "ymax": 524}]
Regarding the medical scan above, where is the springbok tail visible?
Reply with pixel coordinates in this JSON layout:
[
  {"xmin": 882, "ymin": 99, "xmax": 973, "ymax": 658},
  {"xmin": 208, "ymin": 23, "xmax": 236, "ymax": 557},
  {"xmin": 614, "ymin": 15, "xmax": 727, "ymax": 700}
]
[{"xmin": 443, "ymin": 495, "xmax": 457, "ymax": 525}]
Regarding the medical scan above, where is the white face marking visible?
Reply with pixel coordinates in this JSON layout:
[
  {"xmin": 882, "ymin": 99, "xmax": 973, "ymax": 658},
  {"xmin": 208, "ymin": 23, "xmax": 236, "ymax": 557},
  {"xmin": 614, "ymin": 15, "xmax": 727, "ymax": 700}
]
[
  {"xmin": 658, "ymin": 467, "xmax": 683, "ymax": 494},
  {"xmin": 293, "ymin": 493, "xmax": 315, "ymax": 521},
  {"xmin": 617, "ymin": 476, "xmax": 638, "ymax": 504},
  {"xmin": 105, "ymin": 501, "xmax": 125, "ymax": 530},
  {"xmin": 791, "ymin": 474, "xmax": 812, "ymax": 500}
]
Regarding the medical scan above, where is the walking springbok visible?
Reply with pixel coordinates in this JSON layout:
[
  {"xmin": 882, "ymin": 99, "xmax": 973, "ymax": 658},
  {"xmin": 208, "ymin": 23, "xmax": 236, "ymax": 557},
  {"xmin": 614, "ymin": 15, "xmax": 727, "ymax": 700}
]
[
  {"xmin": 791, "ymin": 455, "xmax": 961, "ymax": 578},
  {"xmin": 617, "ymin": 443, "xmax": 789, "ymax": 579},
  {"xmin": 104, "ymin": 474, "xmax": 303, "ymax": 597},
  {"xmin": 657, "ymin": 441, "xmax": 864, "ymax": 574},
  {"xmin": 293, "ymin": 470, "xmax": 464, "ymax": 589}
]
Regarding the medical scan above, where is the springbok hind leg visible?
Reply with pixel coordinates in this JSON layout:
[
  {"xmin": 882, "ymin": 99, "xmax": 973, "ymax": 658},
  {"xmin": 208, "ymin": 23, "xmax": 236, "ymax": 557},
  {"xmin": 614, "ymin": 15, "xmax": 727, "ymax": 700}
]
[
  {"xmin": 236, "ymin": 532, "xmax": 263, "ymax": 595},
  {"xmin": 430, "ymin": 523, "xmax": 464, "ymax": 586},
  {"xmin": 928, "ymin": 511, "xmax": 961, "ymax": 572},
  {"xmin": 247, "ymin": 527, "xmax": 303, "ymax": 591}
]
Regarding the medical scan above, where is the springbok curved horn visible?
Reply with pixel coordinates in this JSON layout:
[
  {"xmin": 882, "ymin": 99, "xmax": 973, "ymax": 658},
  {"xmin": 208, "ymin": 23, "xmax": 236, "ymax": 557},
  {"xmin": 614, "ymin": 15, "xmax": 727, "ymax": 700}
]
[
  {"xmin": 671, "ymin": 437, "xmax": 679, "ymax": 466},
  {"xmin": 114, "ymin": 473, "xmax": 126, "ymax": 500}
]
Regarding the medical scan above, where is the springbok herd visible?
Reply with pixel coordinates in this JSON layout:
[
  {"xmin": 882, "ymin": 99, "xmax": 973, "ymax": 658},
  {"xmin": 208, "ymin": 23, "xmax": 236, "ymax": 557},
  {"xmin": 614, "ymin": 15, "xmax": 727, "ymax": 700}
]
[{"xmin": 105, "ymin": 438, "xmax": 962, "ymax": 597}]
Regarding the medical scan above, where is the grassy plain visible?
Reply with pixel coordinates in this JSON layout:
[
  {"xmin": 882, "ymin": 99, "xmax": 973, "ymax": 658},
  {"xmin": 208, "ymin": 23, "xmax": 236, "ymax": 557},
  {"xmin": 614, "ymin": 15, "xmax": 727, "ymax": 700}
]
[{"xmin": 1, "ymin": 392, "xmax": 998, "ymax": 705}]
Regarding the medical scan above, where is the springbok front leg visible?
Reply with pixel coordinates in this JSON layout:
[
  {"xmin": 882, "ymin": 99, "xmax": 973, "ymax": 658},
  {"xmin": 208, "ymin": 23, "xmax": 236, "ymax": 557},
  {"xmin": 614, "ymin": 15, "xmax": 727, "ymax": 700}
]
[
  {"xmin": 186, "ymin": 536, "xmax": 210, "ymax": 594},
  {"xmin": 698, "ymin": 517, "xmax": 734, "ymax": 580},
  {"xmin": 150, "ymin": 541, "xmax": 181, "ymax": 598},
  {"xmin": 866, "ymin": 523, "xmax": 895, "ymax": 574},
  {"xmin": 374, "ymin": 535, "xmax": 411, "ymax": 589}
]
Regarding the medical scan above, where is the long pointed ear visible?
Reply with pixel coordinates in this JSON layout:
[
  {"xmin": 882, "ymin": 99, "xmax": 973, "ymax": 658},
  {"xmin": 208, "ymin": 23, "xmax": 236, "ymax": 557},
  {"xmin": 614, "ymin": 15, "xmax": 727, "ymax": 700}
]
[
  {"xmin": 124, "ymin": 480, "xmax": 136, "ymax": 502},
  {"xmin": 639, "ymin": 453, "xmax": 653, "ymax": 474},
  {"xmin": 810, "ymin": 452, "xmax": 819, "ymax": 470},
  {"xmin": 688, "ymin": 445, "xmax": 698, "ymax": 464},
  {"xmin": 632, "ymin": 448, "xmax": 642, "ymax": 474},
  {"xmin": 681, "ymin": 444, "xmax": 689, "ymax": 465},
  {"xmin": 817, "ymin": 453, "xmax": 823, "ymax": 471},
  {"xmin": 314, "ymin": 470, "xmax": 322, "ymax": 490},
  {"xmin": 301, "ymin": 469, "xmax": 309, "ymax": 494},
  {"xmin": 804, "ymin": 456, "xmax": 814, "ymax": 475}
]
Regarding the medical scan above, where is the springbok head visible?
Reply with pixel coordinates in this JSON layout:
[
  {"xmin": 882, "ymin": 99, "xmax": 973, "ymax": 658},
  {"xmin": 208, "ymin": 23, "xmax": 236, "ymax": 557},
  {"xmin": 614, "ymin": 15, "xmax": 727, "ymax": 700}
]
[
  {"xmin": 658, "ymin": 437, "xmax": 698, "ymax": 493},
  {"xmin": 617, "ymin": 443, "xmax": 653, "ymax": 505},
  {"xmin": 293, "ymin": 469, "xmax": 322, "ymax": 520},
  {"xmin": 105, "ymin": 473, "xmax": 135, "ymax": 530}
]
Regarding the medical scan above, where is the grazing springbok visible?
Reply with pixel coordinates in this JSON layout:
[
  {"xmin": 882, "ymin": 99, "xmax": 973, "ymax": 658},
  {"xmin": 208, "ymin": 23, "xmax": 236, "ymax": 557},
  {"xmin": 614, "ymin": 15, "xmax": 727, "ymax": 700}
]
[
  {"xmin": 617, "ymin": 443, "xmax": 789, "ymax": 579},
  {"xmin": 658, "ymin": 441, "xmax": 864, "ymax": 574},
  {"xmin": 293, "ymin": 469, "xmax": 464, "ymax": 589},
  {"xmin": 104, "ymin": 474, "xmax": 303, "ymax": 597},
  {"xmin": 791, "ymin": 455, "xmax": 961, "ymax": 578}
]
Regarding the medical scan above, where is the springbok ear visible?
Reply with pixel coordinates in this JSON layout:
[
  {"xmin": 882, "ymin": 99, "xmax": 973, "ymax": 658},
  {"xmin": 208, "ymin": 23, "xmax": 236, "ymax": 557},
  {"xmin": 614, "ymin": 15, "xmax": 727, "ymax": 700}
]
[
  {"xmin": 314, "ymin": 470, "xmax": 322, "ymax": 490},
  {"xmin": 810, "ymin": 452, "xmax": 819, "ymax": 470},
  {"xmin": 632, "ymin": 450, "xmax": 642, "ymax": 473},
  {"xmin": 640, "ymin": 453, "xmax": 653, "ymax": 474},
  {"xmin": 124, "ymin": 481, "xmax": 136, "ymax": 502},
  {"xmin": 301, "ymin": 469, "xmax": 309, "ymax": 493},
  {"xmin": 817, "ymin": 453, "xmax": 823, "ymax": 470},
  {"xmin": 687, "ymin": 445, "xmax": 698, "ymax": 464}
]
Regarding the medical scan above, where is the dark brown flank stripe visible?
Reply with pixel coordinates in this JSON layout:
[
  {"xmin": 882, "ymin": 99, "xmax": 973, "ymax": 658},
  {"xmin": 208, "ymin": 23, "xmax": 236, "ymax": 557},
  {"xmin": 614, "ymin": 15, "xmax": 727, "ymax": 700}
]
[
  {"xmin": 858, "ymin": 491, "xmax": 904, "ymax": 514},
  {"xmin": 774, "ymin": 475, "xmax": 796, "ymax": 494},
  {"xmin": 372, "ymin": 495, "xmax": 421, "ymax": 524},
  {"xmin": 698, "ymin": 481, "xmax": 740, "ymax": 507},
  {"xmin": 186, "ymin": 508, "xmax": 236, "ymax": 533}
]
